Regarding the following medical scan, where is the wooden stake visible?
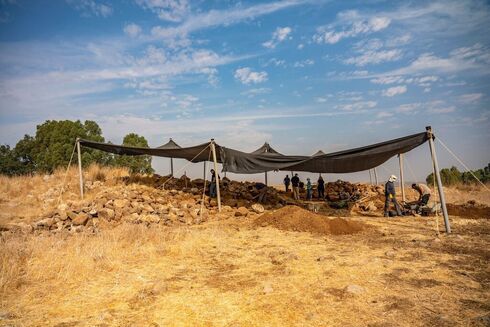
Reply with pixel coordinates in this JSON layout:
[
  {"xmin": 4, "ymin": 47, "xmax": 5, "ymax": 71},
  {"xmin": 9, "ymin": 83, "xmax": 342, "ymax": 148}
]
[
  {"xmin": 76, "ymin": 138, "xmax": 84, "ymax": 199},
  {"xmin": 210, "ymin": 139, "xmax": 221, "ymax": 212},
  {"xmin": 399, "ymin": 153, "xmax": 406, "ymax": 202},
  {"xmin": 426, "ymin": 126, "xmax": 451, "ymax": 233}
]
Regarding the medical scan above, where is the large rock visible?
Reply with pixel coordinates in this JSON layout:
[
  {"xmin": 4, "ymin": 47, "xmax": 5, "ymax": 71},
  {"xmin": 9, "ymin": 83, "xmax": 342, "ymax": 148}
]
[
  {"xmin": 235, "ymin": 207, "xmax": 249, "ymax": 217},
  {"xmin": 139, "ymin": 214, "xmax": 160, "ymax": 224},
  {"xmin": 113, "ymin": 199, "xmax": 129, "ymax": 209},
  {"xmin": 98, "ymin": 208, "xmax": 115, "ymax": 220},
  {"xmin": 72, "ymin": 213, "xmax": 90, "ymax": 226}
]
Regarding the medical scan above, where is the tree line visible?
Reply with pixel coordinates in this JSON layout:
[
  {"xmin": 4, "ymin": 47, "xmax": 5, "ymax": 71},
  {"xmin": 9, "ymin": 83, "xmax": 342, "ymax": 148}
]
[
  {"xmin": 426, "ymin": 164, "xmax": 490, "ymax": 186},
  {"xmin": 0, "ymin": 120, "xmax": 153, "ymax": 176}
]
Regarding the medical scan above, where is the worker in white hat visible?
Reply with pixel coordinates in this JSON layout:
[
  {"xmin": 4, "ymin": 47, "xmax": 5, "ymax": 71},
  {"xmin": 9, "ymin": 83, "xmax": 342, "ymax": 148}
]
[{"xmin": 384, "ymin": 174, "xmax": 402, "ymax": 217}]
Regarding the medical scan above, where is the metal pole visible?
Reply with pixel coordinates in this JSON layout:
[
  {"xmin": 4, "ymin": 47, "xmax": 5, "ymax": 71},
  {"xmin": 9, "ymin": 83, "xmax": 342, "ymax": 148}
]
[
  {"xmin": 426, "ymin": 126, "xmax": 451, "ymax": 233},
  {"xmin": 76, "ymin": 138, "xmax": 84, "ymax": 199},
  {"xmin": 170, "ymin": 158, "xmax": 174, "ymax": 177},
  {"xmin": 374, "ymin": 167, "xmax": 378, "ymax": 185},
  {"xmin": 369, "ymin": 169, "xmax": 373, "ymax": 185},
  {"xmin": 210, "ymin": 139, "xmax": 221, "ymax": 212},
  {"xmin": 265, "ymin": 171, "xmax": 268, "ymax": 186},
  {"xmin": 399, "ymin": 153, "xmax": 406, "ymax": 202},
  {"xmin": 203, "ymin": 161, "xmax": 206, "ymax": 180}
]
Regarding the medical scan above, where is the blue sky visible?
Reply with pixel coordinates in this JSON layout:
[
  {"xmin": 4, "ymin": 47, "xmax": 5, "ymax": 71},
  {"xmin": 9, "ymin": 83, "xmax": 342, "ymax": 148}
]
[{"xmin": 0, "ymin": 0, "xmax": 489, "ymax": 183}]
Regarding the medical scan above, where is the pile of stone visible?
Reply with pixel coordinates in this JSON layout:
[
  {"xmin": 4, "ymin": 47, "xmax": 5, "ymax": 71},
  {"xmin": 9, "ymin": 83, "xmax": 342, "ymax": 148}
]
[
  {"xmin": 124, "ymin": 174, "xmax": 287, "ymax": 208},
  {"xmin": 2, "ymin": 183, "xmax": 267, "ymax": 235}
]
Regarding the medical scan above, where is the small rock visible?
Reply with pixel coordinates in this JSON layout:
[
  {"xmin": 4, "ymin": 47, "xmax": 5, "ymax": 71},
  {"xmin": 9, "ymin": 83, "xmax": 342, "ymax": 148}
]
[
  {"xmin": 344, "ymin": 284, "xmax": 365, "ymax": 295},
  {"xmin": 251, "ymin": 203, "xmax": 265, "ymax": 214},
  {"xmin": 72, "ymin": 213, "xmax": 89, "ymax": 226},
  {"xmin": 98, "ymin": 208, "xmax": 115, "ymax": 220},
  {"xmin": 37, "ymin": 217, "xmax": 55, "ymax": 228},
  {"xmin": 113, "ymin": 199, "xmax": 129, "ymax": 209},
  {"xmin": 385, "ymin": 250, "xmax": 396, "ymax": 259},
  {"xmin": 263, "ymin": 283, "xmax": 274, "ymax": 294},
  {"xmin": 235, "ymin": 207, "xmax": 249, "ymax": 217}
]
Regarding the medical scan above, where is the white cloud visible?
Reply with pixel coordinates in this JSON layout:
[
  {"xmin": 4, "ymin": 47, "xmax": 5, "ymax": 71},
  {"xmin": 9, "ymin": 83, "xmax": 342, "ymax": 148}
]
[
  {"xmin": 135, "ymin": 0, "xmax": 190, "ymax": 22},
  {"xmin": 344, "ymin": 49, "xmax": 402, "ymax": 66},
  {"xmin": 396, "ymin": 103, "xmax": 421, "ymax": 114},
  {"xmin": 124, "ymin": 23, "xmax": 142, "ymax": 38},
  {"xmin": 66, "ymin": 0, "xmax": 113, "ymax": 17},
  {"xmin": 376, "ymin": 111, "xmax": 393, "ymax": 118},
  {"xmin": 385, "ymin": 34, "xmax": 412, "ymax": 47},
  {"xmin": 315, "ymin": 97, "xmax": 327, "ymax": 103},
  {"xmin": 263, "ymin": 58, "xmax": 286, "ymax": 67},
  {"xmin": 313, "ymin": 10, "xmax": 390, "ymax": 44},
  {"xmin": 336, "ymin": 100, "xmax": 377, "ymax": 111},
  {"xmin": 297, "ymin": 43, "xmax": 304, "ymax": 50},
  {"xmin": 382, "ymin": 85, "xmax": 407, "ymax": 97},
  {"xmin": 234, "ymin": 67, "xmax": 268, "ymax": 85},
  {"xmin": 263, "ymin": 26, "xmax": 292, "ymax": 49},
  {"xmin": 151, "ymin": 1, "xmax": 304, "ymax": 42},
  {"xmin": 429, "ymin": 106, "xmax": 456, "ymax": 114},
  {"xmin": 458, "ymin": 93, "xmax": 483, "ymax": 104},
  {"xmin": 241, "ymin": 88, "xmax": 271, "ymax": 97},
  {"xmin": 293, "ymin": 59, "xmax": 314, "ymax": 67}
]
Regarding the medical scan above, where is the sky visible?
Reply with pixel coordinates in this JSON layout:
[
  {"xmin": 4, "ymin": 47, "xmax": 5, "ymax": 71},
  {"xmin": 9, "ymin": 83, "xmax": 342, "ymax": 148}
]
[{"xmin": 0, "ymin": 0, "xmax": 489, "ymax": 184}]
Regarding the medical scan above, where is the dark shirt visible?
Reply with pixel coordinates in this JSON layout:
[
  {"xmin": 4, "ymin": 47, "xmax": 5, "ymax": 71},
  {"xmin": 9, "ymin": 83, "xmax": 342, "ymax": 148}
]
[
  {"xmin": 291, "ymin": 176, "xmax": 300, "ymax": 187},
  {"xmin": 385, "ymin": 181, "xmax": 396, "ymax": 197},
  {"xmin": 211, "ymin": 173, "xmax": 220, "ymax": 183},
  {"xmin": 317, "ymin": 179, "xmax": 325, "ymax": 190},
  {"xmin": 284, "ymin": 177, "xmax": 290, "ymax": 185}
]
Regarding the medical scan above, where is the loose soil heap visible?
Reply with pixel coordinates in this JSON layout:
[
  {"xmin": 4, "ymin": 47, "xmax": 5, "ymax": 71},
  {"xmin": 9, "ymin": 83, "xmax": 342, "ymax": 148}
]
[
  {"xmin": 253, "ymin": 205, "xmax": 365, "ymax": 235},
  {"xmin": 447, "ymin": 200, "xmax": 490, "ymax": 219}
]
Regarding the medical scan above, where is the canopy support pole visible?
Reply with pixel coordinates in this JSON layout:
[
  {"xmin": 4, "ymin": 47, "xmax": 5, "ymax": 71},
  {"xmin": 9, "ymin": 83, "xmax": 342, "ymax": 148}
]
[
  {"xmin": 170, "ymin": 158, "xmax": 174, "ymax": 177},
  {"xmin": 369, "ymin": 170, "xmax": 373, "ymax": 185},
  {"xmin": 374, "ymin": 167, "xmax": 378, "ymax": 185},
  {"xmin": 399, "ymin": 154, "xmax": 406, "ymax": 202},
  {"xmin": 265, "ymin": 171, "xmax": 268, "ymax": 186},
  {"xmin": 210, "ymin": 139, "xmax": 221, "ymax": 212},
  {"xmin": 203, "ymin": 161, "xmax": 206, "ymax": 179},
  {"xmin": 76, "ymin": 138, "xmax": 84, "ymax": 200},
  {"xmin": 426, "ymin": 126, "xmax": 451, "ymax": 234}
]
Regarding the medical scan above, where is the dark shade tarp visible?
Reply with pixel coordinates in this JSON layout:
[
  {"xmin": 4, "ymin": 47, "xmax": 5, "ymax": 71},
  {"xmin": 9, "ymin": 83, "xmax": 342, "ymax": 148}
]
[
  {"xmin": 79, "ymin": 130, "xmax": 429, "ymax": 174},
  {"xmin": 79, "ymin": 139, "xmax": 217, "ymax": 163},
  {"xmin": 251, "ymin": 142, "xmax": 282, "ymax": 155},
  {"xmin": 220, "ymin": 132, "xmax": 429, "ymax": 174},
  {"xmin": 157, "ymin": 138, "xmax": 181, "ymax": 150}
]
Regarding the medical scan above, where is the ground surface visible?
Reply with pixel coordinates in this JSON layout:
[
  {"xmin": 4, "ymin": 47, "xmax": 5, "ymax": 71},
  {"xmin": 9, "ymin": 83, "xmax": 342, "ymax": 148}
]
[{"xmin": 1, "ymin": 169, "xmax": 489, "ymax": 326}]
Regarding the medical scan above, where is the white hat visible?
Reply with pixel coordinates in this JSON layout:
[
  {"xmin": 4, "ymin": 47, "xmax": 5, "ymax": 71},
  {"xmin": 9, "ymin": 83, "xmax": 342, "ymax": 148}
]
[{"xmin": 389, "ymin": 175, "xmax": 397, "ymax": 182}]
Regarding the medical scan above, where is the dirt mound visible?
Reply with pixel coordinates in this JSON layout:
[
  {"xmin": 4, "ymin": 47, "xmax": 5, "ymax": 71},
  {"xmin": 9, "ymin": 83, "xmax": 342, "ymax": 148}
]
[
  {"xmin": 253, "ymin": 205, "xmax": 365, "ymax": 235},
  {"xmin": 447, "ymin": 201, "xmax": 490, "ymax": 219}
]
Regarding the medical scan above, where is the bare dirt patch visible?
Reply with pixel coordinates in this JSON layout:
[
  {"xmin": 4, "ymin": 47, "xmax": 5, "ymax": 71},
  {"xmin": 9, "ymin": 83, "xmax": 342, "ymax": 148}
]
[
  {"xmin": 253, "ymin": 205, "xmax": 365, "ymax": 235},
  {"xmin": 447, "ymin": 201, "xmax": 490, "ymax": 219}
]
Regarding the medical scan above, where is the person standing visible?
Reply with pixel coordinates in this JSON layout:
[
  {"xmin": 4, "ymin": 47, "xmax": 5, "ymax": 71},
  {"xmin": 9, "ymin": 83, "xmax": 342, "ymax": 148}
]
[
  {"xmin": 284, "ymin": 175, "xmax": 291, "ymax": 192},
  {"xmin": 317, "ymin": 175, "xmax": 325, "ymax": 199},
  {"xmin": 412, "ymin": 183, "xmax": 431, "ymax": 206},
  {"xmin": 384, "ymin": 175, "xmax": 402, "ymax": 217},
  {"xmin": 306, "ymin": 178, "xmax": 312, "ymax": 201},
  {"xmin": 209, "ymin": 169, "xmax": 220, "ymax": 198},
  {"xmin": 291, "ymin": 173, "xmax": 300, "ymax": 200}
]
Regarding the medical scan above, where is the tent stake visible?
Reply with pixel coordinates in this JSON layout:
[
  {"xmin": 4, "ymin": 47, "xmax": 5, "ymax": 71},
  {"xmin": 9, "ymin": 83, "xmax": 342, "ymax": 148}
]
[
  {"xmin": 76, "ymin": 138, "xmax": 84, "ymax": 199},
  {"xmin": 374, "ymin": 167, "xmax": 378, "ymax": 185},
  {"xmin": 399, "ymin": 153, "xmax": 406, "ymax": 202},
  {"xmin": 426, "ymin": 126, "xmax": 451, "ymax": 233},
  {"xmin": 210, "ymin": 139, "xmax": 221, "ymax": 212}
]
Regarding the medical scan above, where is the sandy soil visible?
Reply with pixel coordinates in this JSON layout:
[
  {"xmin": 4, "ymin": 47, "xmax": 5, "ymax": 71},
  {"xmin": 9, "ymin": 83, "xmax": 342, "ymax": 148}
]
[{"xmin": 1, "ymin": 212, "xmax": 489, "ymax": 327}]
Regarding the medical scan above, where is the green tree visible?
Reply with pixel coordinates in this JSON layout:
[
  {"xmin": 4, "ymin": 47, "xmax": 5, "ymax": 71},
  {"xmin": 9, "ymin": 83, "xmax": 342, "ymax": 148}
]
[
  {"xmin": 113, "ymin": 133, "xmax": 153, "ymax": 174},
  {"xmin": 0, "ymin": 145, "xmax": 24, "ymax": 175},
  {"xmin": 28, "ymin": 120, "xmax": 109, "ymax": 173},
  {"xmin": 13, "ymin": 134, "xmax": 36, "ymax": 174}
]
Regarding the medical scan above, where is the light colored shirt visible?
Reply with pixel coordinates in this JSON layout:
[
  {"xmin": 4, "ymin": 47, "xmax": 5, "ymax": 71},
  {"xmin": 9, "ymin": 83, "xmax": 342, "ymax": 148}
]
[{"xmin": 416, "ymin": 183, "xmax": 431, "ymax": 195}]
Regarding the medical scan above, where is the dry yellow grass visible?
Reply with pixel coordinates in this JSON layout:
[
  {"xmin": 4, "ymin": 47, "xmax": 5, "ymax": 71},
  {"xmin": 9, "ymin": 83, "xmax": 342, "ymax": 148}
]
[{"xmin": 0, "ymin": 167, "xmax": 489, "ymax": 326}]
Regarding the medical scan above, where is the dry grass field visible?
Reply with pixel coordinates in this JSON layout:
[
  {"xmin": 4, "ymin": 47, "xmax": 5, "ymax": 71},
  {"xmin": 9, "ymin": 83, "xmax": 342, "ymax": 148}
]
[{"xmin": 1, "ymin": 167, "xmax": 489, "ymax": 326}]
